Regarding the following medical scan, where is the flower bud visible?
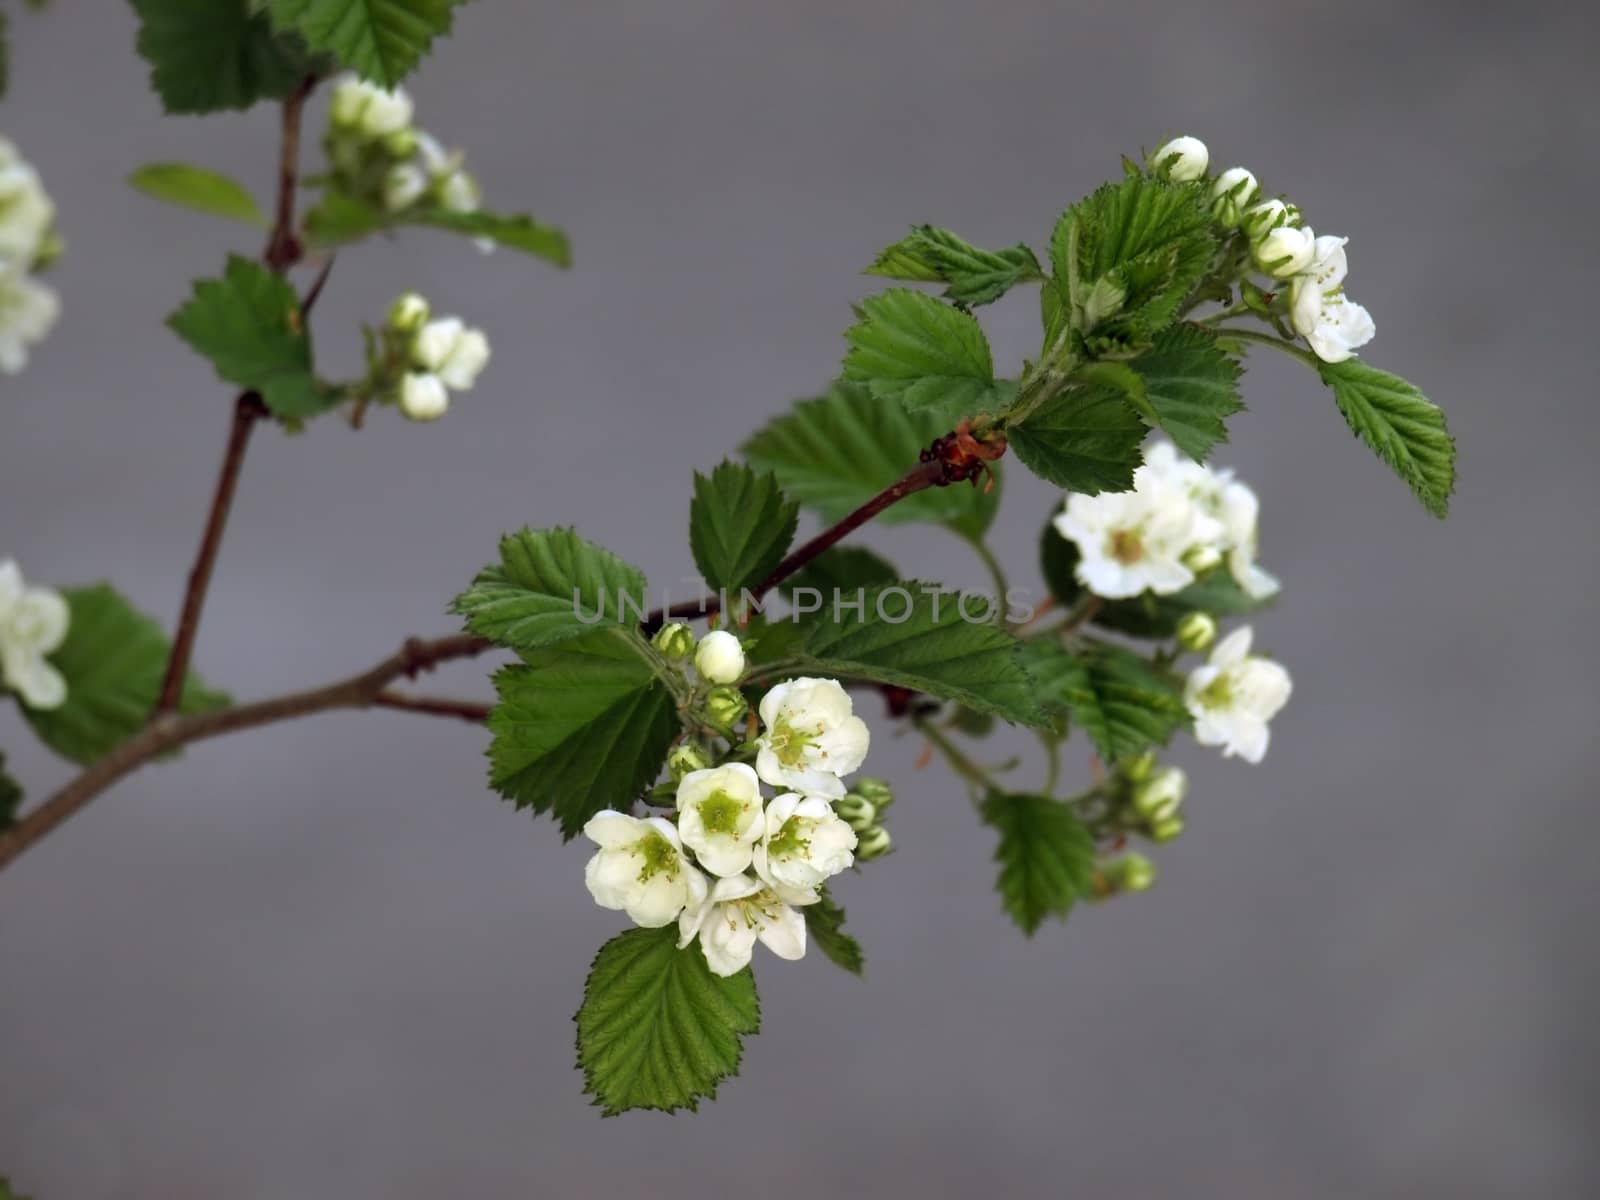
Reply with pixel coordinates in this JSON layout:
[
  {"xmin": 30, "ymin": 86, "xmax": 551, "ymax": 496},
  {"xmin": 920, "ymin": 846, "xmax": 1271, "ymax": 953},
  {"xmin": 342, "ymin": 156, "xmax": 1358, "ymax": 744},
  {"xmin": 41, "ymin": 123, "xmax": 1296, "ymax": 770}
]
[
  {"xmin": 329, "ymin": 77, "xmax": 414, "ymax": 139},
  {"xmin": 414, "ymin": 317, "xmax": 491, "ymax": 391},
  {"xmin": 436, "ymin": 169, "xmax": 481, "ymax": 214},
  {"xmin": 1241, "ymin": 198, "xmax": 1299, "ymax": 240},
  {"xmin": 1150, "ymin": 136, "xmax": 1208, "ymax": 181},
  {"xmin": 667, "ymin": 743, "xmax": 711, "ymax": 781},
  {"xmin": 1175, "ymin": 611, "xmax": 1218, "ymax": 653},
  {"xmin": 832, "ymin": 793, "xmax": 877, "ymax": 833},
  {"xmin": 853, "ymin": 776, "xmax": 894, "ymax": 813},
  {"xmin": 704, "ymin": 685, "xmax": 748, "ymax": 728},
  {"xmin": 381, "ymin": 128, "xmax": 418, "ymax": 158},
  {"xmin": 1182, "ymin": 543, "xmax": 1223, "ymax": 574},
  {"xmin": 1253, "ymin": 224, "xmax": 1317, "ymax": 278},
  {"xmin": 382, "ymin": 163, "xmax": 428, "ymax": 213},
  {"xmin": 387, "ymin": 291, "xmax": 430, "ymax": 333},
  {"xmin": 1210, "ymin": 167, "xmax": 1259, "ymax": 225},
  {"xmin": 1121, "ymin": 751, "xmax": 1157, "ymax": 783},
  {"xmin": 693, "ymin": 629, "xmax": 746, "ymax": 684},
  {"xmin": 651, "ymin": 621, "xmax": 695, "ymax": 661},
  {"xmin": 855, "ymin": 824, "xmax": 893, "ymax": 861},
  {"xmin": 1133, "ymin": 766, "xmax": 1187, "ymax": 823},
  {"xmin": 1106, "ymin": 853, "xmax": 1157, "ymax": 893},
  {"xmin": 398, "ymin": 371, "xmax": 449, "ymax": 421},
  {"xmin": 1149, "ymin": 816, "xmax": 1185, "ymax": 844}
]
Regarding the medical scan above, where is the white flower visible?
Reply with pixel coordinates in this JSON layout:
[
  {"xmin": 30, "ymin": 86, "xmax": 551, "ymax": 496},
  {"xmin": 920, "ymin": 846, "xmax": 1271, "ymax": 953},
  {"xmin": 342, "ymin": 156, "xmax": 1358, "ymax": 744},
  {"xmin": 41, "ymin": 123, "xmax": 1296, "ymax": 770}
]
[
  {"xmin": 582, "ymin": 811, "xmax": 708, "ymax": 928},
  {"xmin": 1298, "ymin": 293, "xmax": 1375, "ymax": 364},
  {"xmin": 755, "ymin": 677, "xmax": 870, "ymax": 799},
  {"xmin": 1210, "ymin": 167, "xmax": 1258, "ymax": 224},
  {"xmin": 0, "ymin": 558, "xmax": 69, "ymax": 710},
  {"xmin": 437, "ymin": 169, "xmax": 480, "ymax": 214},
  {"xmin": 382, "ymin": 163, "xmax": 428, "ymax": 213},
  {"xmin": 677, "ymin": 874, "xmax": 806, "ymax": 977},
  {"xmin": 1052, "ymin": 458, "xmax": 1221, "ymax": 598},
  {"xmin": 0, "ymin": 148, "xmax": 55, "ymax": 268},
  {"xmin": 693, "ymin": 629, "xmax": 745, "ymax": 684},
  {"xmin": 1140, "ymin": 442, "xmax": 1278, "ymax": 601},
  {"xmin": 1253, "ymin": 224, "xmax": 1317, "ymax": 278},
  {"xmin": 1289, "ymin": 238, "xmax": 1375, "ymax": 363},
  {"xmin": 1216, "ymin": 477, "xmax": 1280, "ymax": 600},
  {"xmin": 1184, "ymin": 626, "xmax": 1292, "ymax": 764},
  {"xmin": 413, "ymin": 317, "xmax": 491, "ymax": 390},
  {"xmin": 329, "ymin": 76, "xmax": 414, "ymax": 139},
  {"xmin": 752, "ymin": 792, "xmax": 857, "ymax": 903},
  {"xmin": 675, "ymin": 763, "xmax": 765, "ymax": 877},
  {"xmin": 1152, "ymin": 136, "xmax": 1208, "ymax": 181},
  {"xmin": 398, "ymin": 371, "xmax": 449, "ymax": 421},
  {"xmin": 0, "ymin": 269, "xmax": 60, "ymax": 375}
]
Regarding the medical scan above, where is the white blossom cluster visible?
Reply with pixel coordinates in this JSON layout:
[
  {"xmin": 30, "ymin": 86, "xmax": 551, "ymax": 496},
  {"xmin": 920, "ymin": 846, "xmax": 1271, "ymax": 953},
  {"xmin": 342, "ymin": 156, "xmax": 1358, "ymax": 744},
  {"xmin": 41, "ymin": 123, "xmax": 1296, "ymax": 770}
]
[
  {"xmin": 0, "ymin": 137, "xmax": 62, "ymax": 375},
  {"xmin": 1152, "ymin": 135, "xmax": 1376, "ymax": 363},
  {"xmin": 325, "ymin": 76, "xmax": 486, "ymax": 229},
  {"xmin": 385, "ymin": 292, "xmax": 490, "ymax": 422},
  {"xmin": 584, "ymin": 650, "xmax": 876, "ymax": 976},
  {"xmin": 0, "ymin": 558, "xmax": 69, "ymax": 710},
  {"xmin": 1053, "ymin": 441, "xmax": 1291, "ymax": 763}
]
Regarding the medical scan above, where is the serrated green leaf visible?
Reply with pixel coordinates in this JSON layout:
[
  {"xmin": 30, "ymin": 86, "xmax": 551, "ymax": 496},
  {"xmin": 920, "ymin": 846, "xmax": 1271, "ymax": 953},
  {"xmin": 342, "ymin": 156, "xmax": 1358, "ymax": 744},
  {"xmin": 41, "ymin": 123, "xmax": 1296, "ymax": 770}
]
[
  {"xmin": 792, "ymin": 582, "xmax": 1043, "ymax": 726},
  {"xmin": 1131, "ymin": 324, "xmax": 1244, "ymax": 460},
  {"xmin": 20, "ymin": 586, "xmax": 228, "ymax": 765},
  {"xmin": 1033, "ymin": 639, "xmax": 1187, "ymax": 761},
  {"xmin": 742, "ymin": 382, "xmax": 999, "ymax": 534},
  {"xmin": 132, "ymin": 0, "xmax": 316, "ymax": 115},
  {"xmin": 981, "ymin": 791, "xmax": 1095, "ymax": 935},
  {"xmin": 804, "ymin": 885, "xmax": 864, "ymax": 976},
  {"xmin": 866, "ymin": 225, "xmax": 1043, "ymax": 307},
  {"xmin": 0, "ymin": 750, "xmax": 22, "ymax": 831},
  {"xmin": 452, "ymin": 528, "xmax": 649, "ymax": 652},
  {"xmin": 779, "ymin": 546, "xmax": 898, "ymax": 600},
  {"xmin": 576, "ymin": 924, "xmax": 761, "ymax": 1115},
  {"xmin": 689, "ymin": 462, "xmax": 798, "ymax": 595},
  {"xmin": 1318, "ymin": 359, "xmax": 1455, "ymax": 517},
  {"xmin": 302, "ymin": 192, "xmax": 571, "ymax": 266},
  {"xmin": 129, "ymin": 162, "xmax": 269, "ymax": 227},
  {"xmin": 267, "ymin": 0, "xmax": 465, "ymax": 87},
  {"xmin": 1005, "ymin": 382, "xmax": 1147, "ymax": 493},
  {"xmin": 488, "ymin": 630, "xmax": 678, "ymax": 838},
  {"xmin": 167, "ymin": 255, "xmax": 334, "ymax": 418},
  {"xmin": 1051, "ymin": 175, "xmax": 1216, "ymax": 346},
  {"xmin": 842, "ymin": 288, "xmax": 1002, "ymax": 415}
]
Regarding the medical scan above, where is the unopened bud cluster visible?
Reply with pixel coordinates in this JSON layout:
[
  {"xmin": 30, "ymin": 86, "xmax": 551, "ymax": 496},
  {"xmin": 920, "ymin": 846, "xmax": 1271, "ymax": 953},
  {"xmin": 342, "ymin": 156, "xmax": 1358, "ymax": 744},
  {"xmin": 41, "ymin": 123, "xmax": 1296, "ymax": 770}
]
[
  {"xmin": 366, "ymin": 292, "xmax": 491, "ymax": 422},
  {"xmin": 837, "ymin": 776, "xmax": 894, "ymax": 861}
]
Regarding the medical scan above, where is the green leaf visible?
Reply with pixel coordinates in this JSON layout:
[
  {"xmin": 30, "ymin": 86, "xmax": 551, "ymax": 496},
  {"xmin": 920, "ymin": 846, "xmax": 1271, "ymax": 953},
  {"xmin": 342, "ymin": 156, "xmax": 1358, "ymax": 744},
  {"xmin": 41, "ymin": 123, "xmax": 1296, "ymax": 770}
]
[
  {"xmin": 1051, "ymin": 175, "xmax": 1216, "ymax": 347},
  {"xmin": 1038, "ymin": 639, "xmax": 1188, "ymax": 761},
  {"xmin": 689, "ymin": 462, "xmax": 799, "ymax": 596},
  {"xmin": 577, "ymin": 924, "xmax": 761, "ymax": 1115},
  {"xmin": 129, "ymin": 162, "xmax": 269, "ymax": 228},
  {"xmin": 167, "ymin": 255, "xmax": 333, "ymax": 418},
  {"xmin": 793, "ymin": 583, "xmax": 1043, "ymax": 726},
  {"xmin": 267, "ymin": 0, "xmax": 465, "ymax": 87},
  {"xmin": 841, "ymin": 289, "xmax": 1002, "ymax": 415},
  {"xmin": 488, "ymin": 630, "xmax": 678, "ymax": 838},
  {"xmin": 866, "ymin": 225, "xmax": 1043, "ymax": 307},
  {"xmin": 0, "ymin": 750, "xmax": 22, "ymax": 832},
  {"xmin": 132, "ymin": 0, "xmax": 316, "ymax": 115},
  {"xmin": 453, "ymin": 528, "xmax": 649, "ymax": 653},
  {"xmin": 742, "ymin": 383, "xmax": 999, "ymax": 534},
  {"xmin": 21, "ymin": 586, "xmax": 228, "ymax": 765},
  {"xmin": 301, "ymin": 191, "xmax": 390, "ymax": 245},
  {"xmin": 803, "ymin": 886, "xmax": 864, "ymax": 976},
  {"xmin": 980, "ymin": 791, "xmax": 1095, "ymax": 935},
  {"xmin": 1318, "ymin": 359, "xmax": 1455, "ymax": 517},
  {"xmin": 302, "ymin": 193, "xmax": 572, "ymax": 267},
  {"xmin": 1130, "ymin": 324, "xmax": 1244, "ymax": 460},
  {"xmin": 780, "ymin": 546, "xmax": 898, "ymax": 600},
  {"xmin": 1005, "ymin": 382, "xmax": 1147, "ymax": 493}
]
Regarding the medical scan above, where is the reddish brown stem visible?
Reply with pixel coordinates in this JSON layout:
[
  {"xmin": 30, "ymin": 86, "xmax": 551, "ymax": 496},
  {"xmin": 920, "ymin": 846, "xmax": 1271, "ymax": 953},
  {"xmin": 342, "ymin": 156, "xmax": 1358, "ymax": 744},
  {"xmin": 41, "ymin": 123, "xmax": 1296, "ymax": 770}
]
[{"xmin": 372, "ymin": 691, "xmax": 493, "ymax": 724}]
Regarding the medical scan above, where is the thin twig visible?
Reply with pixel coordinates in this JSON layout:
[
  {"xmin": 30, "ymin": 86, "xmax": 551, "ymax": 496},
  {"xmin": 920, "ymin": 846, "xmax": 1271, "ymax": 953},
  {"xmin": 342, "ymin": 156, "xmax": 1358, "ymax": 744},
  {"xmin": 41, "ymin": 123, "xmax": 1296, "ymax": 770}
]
[
  {"xmin": 1, "ymin": 634, "xmax": 492, "ymax": 873},
  {"xmin": 372, "ymin": 691, "xmax": 493, "ymax": 724},
  {"xmin": 263, "ymin": 75, "xmax": 316, "ymax": 273}
]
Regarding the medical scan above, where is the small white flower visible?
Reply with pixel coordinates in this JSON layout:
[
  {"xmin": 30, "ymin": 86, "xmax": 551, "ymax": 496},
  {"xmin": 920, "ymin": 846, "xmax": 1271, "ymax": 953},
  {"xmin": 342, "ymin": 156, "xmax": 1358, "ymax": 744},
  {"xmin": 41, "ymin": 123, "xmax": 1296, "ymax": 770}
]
[
  {"xmin": 693, "ymin": 629, "xmax": 745, "ymax": 684},
  {"xmin": 1052, "ymin": 459, "xmax": 1221, "ymax": 599},
  {"xmin": 436, "ymin": 169, "xmax": 481, "ymax": 214},
  {"xmin": 329, "ymin": 76, "xmax": 414, "ymax": 139},
  {"xmin": 755, "ymin": 677, "xmax": 870, "ymax": 799},
  {"xmin": 1210, "ymin": 167, "xmax": 1258, "ymax": 224},
  {"xmin": 413, "ymin": 317, "xmax": 491, "ymax": 390},
  {"xmin": 582, "ymin": 810, "xmax": 707, "ymax": 928},
  {"xmin": 678, "ymin": 874, "xmax": 806, "ymax": 977},
  {"xmin": 382, "ymin": 163, "xmax": 428, "ymax": 213},
  {"xmin": 1184, "ymin": 626, "xmax": 1292, "ymax": 764},
  {"xmin": 1140, "ymin": 442, "xmax": 1278, "ymax": 601},
  {"xmin": 752, "ymin": 792, "xmax": 857, "ymax": 903},
  {"xmin": 1253, "ymin": 224, "xmax": 1317, "ymax": 278},
  {"xmin": 1289, "ymin": 238, "xmax": 1374, "ymax": 363},
  {"xmin": 0, "ymin": 154, "xmax": 55, "ymax": 268},
  {"xmin": 0, "ymin": 558, "xmax": 70, "ymax": 710},
  {"xmin": 0, "ymin": 268, "xmax": 60, "ymax": 375},
  {"xmin": 1152, "ymin": 136, "xmax": 1208, "ymax": 181},
  {"xmin": 398, "ymin": 371, "xmax": 449, "ymax": 421},
  {"xmin": 1217, "ymin": 478, "xmax": 1280, "ymax": 600},
  {"xmin": 675, "ymin": 763, "xmax": 764, "ymax": 877}
]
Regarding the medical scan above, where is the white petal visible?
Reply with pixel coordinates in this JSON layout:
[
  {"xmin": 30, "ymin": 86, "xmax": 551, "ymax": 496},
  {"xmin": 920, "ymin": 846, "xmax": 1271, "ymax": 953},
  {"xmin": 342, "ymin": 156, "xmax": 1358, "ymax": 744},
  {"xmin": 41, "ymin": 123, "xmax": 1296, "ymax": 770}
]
[
  {"xmin": 628, "ymin": 872, "xmax": 689, "ymax": 928},
  {"xmin": 1211, "ymin": 626, "xmax": 1253, "ymax": 667},
  {"xmin": 13, "ymin": 589, "xmax": 69, "ymax": 654},
  {"xmin": 1227, "ymin": 716, "xmax": 1271, "ymax": 763},
  {"xmin": 7, "ymin": 653, "xmax": 65, "ymax": 710},
  {"xmin": 693, "ymin": 837, "xmax": 755, "ymax": 879},
  {"xmin": 814, "ymin": 715, "xmax": 869, "ymax": 776},
  {"xmin": 582, "ymin": 810, "xmax": 642, "ymax": 849},
  {"xmin": 700, "ymin": 910, "xmax": 759, "ymax": 976},
  {"xmin": 757, "ymin": 904, "xmax": 807, "ymax": 961}
]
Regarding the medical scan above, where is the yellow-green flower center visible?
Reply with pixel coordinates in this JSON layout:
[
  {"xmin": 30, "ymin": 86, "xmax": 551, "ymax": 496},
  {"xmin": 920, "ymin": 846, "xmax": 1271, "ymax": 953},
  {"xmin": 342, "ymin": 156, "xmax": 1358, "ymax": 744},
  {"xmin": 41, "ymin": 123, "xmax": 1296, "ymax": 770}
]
[
  {"xmin": 696, "ymin": 789, "xmax": 746, "ymax": 836},
  {"xmin": 766, "ymin": 815, "xmax": 810, "ymax": 861},
  {"xmin": 768, "ymin": 719, "xmax": 815, "ymax": 767},
  {"xmin": 1108, "ymin": 528, "xmax": 1144, "ymax": 564},
  {"xmin": 1198, "ymin": 673, "xmax": 1234, "ymax": 710},
  {"xmin": 634, "ymin": 829, "xmax": 680, "ymax": 883}
]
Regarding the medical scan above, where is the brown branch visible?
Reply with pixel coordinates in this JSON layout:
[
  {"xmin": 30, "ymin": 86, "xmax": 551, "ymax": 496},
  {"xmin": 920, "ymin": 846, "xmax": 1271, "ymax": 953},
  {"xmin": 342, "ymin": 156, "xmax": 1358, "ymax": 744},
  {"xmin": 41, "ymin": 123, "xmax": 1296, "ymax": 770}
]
[
  {"xmin": 263, "ymin": 75, "xmax": 317, "ymax": 273},
  {"xmin": 1, "ymin": 634, "xmax": 492, "ymax": 873},
  {"xmin": 372, "ymin": 691, "xmax": 493, "ymax": 724}
]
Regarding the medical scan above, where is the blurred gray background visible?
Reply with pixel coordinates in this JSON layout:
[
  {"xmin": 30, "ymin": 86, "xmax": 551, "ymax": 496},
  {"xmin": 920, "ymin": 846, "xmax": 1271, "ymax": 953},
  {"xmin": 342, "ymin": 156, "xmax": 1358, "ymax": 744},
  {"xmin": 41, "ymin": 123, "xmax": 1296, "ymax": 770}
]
[{"xmin": 3, "ymin": 1, "xmax": 1597, "ymax": 1196}]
